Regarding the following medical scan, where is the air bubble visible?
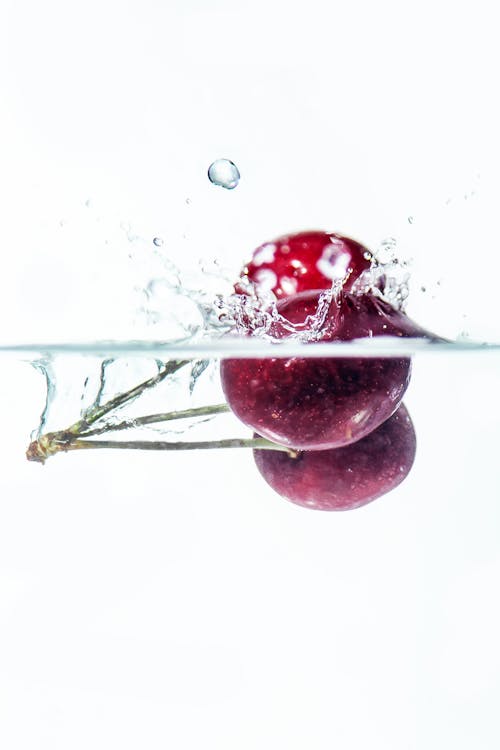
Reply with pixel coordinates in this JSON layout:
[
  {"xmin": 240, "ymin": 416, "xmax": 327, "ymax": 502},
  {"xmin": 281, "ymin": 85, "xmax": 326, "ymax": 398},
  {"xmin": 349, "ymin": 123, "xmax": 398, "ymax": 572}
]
[
  {"xmin": 153, "ymin": 237, "xmax": 163, "ymax": 247},
  {"xmin": 208, "ymin": 159, "xmax": 240, "ymax": 190}
]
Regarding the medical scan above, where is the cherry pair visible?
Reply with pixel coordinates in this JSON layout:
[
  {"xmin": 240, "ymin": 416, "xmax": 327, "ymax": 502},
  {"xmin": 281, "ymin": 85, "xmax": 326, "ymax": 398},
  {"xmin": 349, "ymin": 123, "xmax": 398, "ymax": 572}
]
[{"xmin": 221, "ymin": 231, "xmax": 429, "ymax": 511}]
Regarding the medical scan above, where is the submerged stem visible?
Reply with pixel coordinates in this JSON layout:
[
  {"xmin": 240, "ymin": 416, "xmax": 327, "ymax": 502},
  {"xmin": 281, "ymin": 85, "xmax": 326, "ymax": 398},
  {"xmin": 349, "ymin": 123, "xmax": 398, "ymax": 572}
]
[
  {"xmin": 26, "ymin": 358, "xmax": 295, "ymax": 466},
  {"xmin": 26, "ymin": 433, "xmax": 296, "ymax": 463},
  {"xmin": 67, "ymin": 359, "xmax": 189, "ymax": 434},
  {"xmin": 77, "ymin": 403, "xmax": 231, "ymax": 438},
  {"xmin": 63, "ymin": 436, "xmax": 294, "ymax": 454}
]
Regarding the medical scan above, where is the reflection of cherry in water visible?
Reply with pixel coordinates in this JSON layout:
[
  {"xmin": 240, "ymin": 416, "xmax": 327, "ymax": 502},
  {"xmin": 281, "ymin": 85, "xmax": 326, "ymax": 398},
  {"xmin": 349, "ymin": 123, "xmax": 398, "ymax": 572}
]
[
  {"xmin": 253, "ymin": 404, "xmax": 416, "ymax": 511},
  {"xmin": 221, "ymin": 291, "xmax": 436, "ymax": 451},
  {"xmin": 239, "ymin": 230, "xmax": 371, "ymax": 298}
]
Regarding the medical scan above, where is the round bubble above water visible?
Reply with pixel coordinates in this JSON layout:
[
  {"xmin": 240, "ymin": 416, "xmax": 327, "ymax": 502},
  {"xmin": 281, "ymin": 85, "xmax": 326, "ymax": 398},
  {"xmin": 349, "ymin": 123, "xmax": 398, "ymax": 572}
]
[{"xmin": 207, "ymin": 159, "xmax": 240, "ymax": 190}]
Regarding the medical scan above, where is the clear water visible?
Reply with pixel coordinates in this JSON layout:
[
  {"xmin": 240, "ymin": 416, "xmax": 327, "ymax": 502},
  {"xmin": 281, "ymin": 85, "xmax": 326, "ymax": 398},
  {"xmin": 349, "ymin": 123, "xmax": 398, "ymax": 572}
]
[
  {"xmin": 1, "ymin": 345, "xmax": 500, "ymax": 750},
  {"xmin": 1, "ymin": 209, "xmax": 499, "ymax": 748},
  {"xmin": 1, "ymin": 218, "xmax": 500, "ymax": 745}
]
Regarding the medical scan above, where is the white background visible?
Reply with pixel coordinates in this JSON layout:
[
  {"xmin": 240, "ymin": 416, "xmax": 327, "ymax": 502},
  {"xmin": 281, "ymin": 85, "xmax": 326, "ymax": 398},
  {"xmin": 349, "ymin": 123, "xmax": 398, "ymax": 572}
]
[{"xmin": 1, "ymin": 1, "xmax": 500, "ymax": 748}]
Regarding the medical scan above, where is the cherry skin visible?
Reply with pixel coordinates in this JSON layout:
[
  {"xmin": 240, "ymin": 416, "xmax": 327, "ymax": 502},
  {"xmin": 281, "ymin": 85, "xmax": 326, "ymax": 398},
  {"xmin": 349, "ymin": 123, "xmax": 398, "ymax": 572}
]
[
  {"xmin": 220, "ymin": 291, "xmax": 437, "ymax": 450},
  {"xmin": 239, "ymin": 230, "xmax": 372, "ymax": 299},
  {"xmin": 253, "ymin": 404, "xmax": 416, "ymax": 511}
]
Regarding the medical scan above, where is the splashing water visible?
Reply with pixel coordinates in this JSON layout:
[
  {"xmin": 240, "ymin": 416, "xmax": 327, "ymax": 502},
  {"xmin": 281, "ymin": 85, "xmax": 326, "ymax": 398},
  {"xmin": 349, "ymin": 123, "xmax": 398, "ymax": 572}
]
[{"xmin": 221, "ymin": 239, "xmax": 412, "ymax": 342}]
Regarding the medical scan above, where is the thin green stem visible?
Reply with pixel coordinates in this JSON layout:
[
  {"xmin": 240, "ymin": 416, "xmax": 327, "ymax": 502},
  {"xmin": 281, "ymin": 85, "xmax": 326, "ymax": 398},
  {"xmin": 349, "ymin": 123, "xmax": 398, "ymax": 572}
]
[
  {"xmin": 65, "ymin": 437, "xmax": 294, "ymax": 453},
  {"xmin": 77, "ymin": 403, "xmax": 231, "ymax": 438},
  {"xmin": 26, "ymin": 433, "xmax": 297, "ymax": 463},
  {"xmin": 67, "ymin": 359, "xmax": 189, "ymax": 434},
  {"xmin": 26, "ymin": 358, "xmax": 296, "ymax": 467}
]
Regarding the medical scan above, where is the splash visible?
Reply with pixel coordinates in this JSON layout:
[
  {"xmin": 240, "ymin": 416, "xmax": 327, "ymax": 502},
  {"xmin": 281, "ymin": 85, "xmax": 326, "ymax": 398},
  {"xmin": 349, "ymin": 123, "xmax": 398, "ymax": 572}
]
[{"xmin": 220, "ymin": 237, "xmax": 412, "ymax": 342}]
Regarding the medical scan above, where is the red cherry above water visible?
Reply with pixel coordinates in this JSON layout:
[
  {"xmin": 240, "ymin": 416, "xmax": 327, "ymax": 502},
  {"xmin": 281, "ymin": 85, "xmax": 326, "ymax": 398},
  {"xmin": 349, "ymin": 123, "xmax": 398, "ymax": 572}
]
[
  {"xmin": 220, "ymin": 291, "xmax": 434, "ymax": 450},
  {"xmin": 253, "ymin": 403, "xmax": 416, "ymax": 511},
  {"xmin": 239, "ymin": 230, "xmax": 372, "ymax": 299}
]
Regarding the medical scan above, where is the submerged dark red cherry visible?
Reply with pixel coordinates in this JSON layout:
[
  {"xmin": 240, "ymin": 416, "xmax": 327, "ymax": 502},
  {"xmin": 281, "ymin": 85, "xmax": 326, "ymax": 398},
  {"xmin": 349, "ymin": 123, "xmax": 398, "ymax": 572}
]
[
  {"xmin": 220, "ymin": 291, "xmax": 435, "ymax": 450},
  {"xmin": 239, "ymin": 230, "xmax": 372, "ymax": 298},
  {"xmin": 253, "ymin": 403, "xmax": 416, "ymax": 511}
]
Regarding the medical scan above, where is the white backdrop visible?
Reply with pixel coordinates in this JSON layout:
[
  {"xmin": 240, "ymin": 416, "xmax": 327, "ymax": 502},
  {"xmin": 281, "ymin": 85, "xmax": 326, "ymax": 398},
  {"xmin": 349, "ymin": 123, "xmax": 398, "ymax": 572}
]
[{"xmin": 1, "ymin": 1, "xmax": 499, "ymax": 748}]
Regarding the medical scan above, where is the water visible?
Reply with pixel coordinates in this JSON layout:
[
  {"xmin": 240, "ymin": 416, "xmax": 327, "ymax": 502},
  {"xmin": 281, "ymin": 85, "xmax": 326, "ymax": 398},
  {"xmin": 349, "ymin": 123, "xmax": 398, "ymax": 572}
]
[
  {"xmin": 1, "ymin": 187, "xmax": 499, "ymax": 739},
  {"xmin": 1, "ymin": 127, "xmax": 498, "ymax": 747},
  {"xmin": 1, "ymin": 225, "xmax": 499, "ymax": 745},
  {"xmin": 207, "ymin": 158, "xmax": 241, "ymax": 189},
  {"xmin": 4, "ymin": 184, "xmax": 499, "ymax": 740},
  {"xmin": 1, "ymin": 344, "xmax": 499, "ymax": 749}
]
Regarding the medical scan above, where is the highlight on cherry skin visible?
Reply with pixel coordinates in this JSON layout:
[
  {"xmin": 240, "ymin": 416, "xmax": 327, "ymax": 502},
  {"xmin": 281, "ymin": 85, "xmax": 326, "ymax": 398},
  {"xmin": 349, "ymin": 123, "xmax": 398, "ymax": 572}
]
[
  {"xmin": 253, "ymin": 404, "xmax": 417, "ymax": 511},
  {"xmin": 220, "ymin": 290, "xmax": 438, "ymax": 451},
  {"xmin": 237, "ymin": 230, "xmax": 372, "ymax": 299}
]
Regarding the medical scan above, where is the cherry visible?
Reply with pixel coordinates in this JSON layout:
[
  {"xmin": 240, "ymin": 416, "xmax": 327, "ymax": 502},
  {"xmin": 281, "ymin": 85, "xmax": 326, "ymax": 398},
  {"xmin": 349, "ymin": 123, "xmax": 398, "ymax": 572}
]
[
  {"xmin": 238, "ymin": 230, "xmax": 372, "ymax": 299},
  {"xmin": 220, "ymin": 291, "xmax": 437, "ymax": 450},
  {"xmin": 253, "ymin": 404, "xmax": 416, "ymax": 511}
]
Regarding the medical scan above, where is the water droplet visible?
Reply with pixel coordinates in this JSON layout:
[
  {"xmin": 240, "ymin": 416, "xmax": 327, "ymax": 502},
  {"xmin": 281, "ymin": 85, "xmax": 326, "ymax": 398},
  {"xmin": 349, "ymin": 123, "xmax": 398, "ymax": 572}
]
[
  {"xmin": 85, "ymin": 198, "xmax": 92, "ymax": 208},
  {"xmin": 207, "ymin": 159, "xmax": 240, "ymax": 190},
  {"xmin": 185, "ymin": 197, "xmax": 192, "ymax": 205},
  {"xmin": 407, "ymin": 216, "xmax": 414, "ymax": 224},
  {"xmin": 153, "ymin": 237, "xmax": 163, "ymax": 247}
]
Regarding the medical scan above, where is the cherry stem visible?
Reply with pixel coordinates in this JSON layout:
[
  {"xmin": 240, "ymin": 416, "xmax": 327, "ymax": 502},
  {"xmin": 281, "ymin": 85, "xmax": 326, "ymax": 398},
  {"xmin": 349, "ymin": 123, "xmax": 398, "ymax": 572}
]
[
  {"xmin": 58, "ymin": 437, "xmax": 295, "ymax": 454},
  {"xmin": 77, "ymin": 403, "xmax": 231, "ymax": 438},
  {"xmin": 67, "ymin": 359, "xmax": 189, "ymax": 435},
  {"xmin": 26, "ymin": 358, "xmax": 295, "ymax": 465},
  {"xmin": 26, "ymin": 432, "xmax": 296, "ymax": 464}
]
